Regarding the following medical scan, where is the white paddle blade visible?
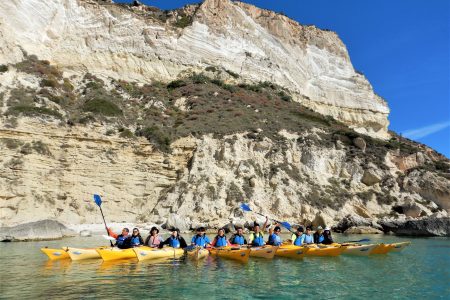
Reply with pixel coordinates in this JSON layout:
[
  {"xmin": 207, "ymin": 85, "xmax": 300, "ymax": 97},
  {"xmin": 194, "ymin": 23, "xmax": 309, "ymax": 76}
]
[{"xmin": 102, "ymin": 235, "xmax": 116, "ymax": 241}]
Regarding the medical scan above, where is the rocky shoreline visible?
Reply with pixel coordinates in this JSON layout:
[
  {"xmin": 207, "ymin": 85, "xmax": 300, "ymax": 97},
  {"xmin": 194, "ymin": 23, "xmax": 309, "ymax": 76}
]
[{"xmin": 2, "ymin": 215, "xmax": 449, "ymax": 242}]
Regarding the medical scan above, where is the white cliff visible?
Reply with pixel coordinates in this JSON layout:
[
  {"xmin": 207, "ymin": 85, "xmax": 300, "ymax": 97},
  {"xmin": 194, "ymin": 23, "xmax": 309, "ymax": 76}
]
[{"xmin": 0, "ymin": 0, "xmax": 389, "ymax": 138}]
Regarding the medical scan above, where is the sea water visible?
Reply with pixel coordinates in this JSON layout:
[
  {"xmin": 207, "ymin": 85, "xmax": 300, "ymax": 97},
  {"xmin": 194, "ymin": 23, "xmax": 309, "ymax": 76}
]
[{"xmin": 0, "ymin": 234, "xmax": 449, "ymax": 299}]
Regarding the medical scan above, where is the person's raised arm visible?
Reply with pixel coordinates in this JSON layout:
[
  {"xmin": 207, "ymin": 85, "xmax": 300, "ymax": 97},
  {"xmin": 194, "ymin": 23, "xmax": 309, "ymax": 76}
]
[
  {"xmin": 263, "ymin": 216, "xmax": 269, "ymax": 233},
  {"xmin": 107, "ymin": 227, "xmax": 118, "ymax": 239}
]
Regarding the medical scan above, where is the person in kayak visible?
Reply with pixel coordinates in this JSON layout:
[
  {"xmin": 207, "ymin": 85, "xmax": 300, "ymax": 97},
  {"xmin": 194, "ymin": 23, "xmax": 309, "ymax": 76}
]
[
  {"xmin": 248, "ymin": 217, "xmax": 268, "ymax": 247},
  {"xmin": 291, "ymin": 226, "xmax": 305, "ymax": 246},
  {"xmin": 145, "ymin": 226, "xmax": 163, "ymax": 248},
  {"xmin": 303, "ymin": 226, "xmax": 315, "ymax": 244},
  {"xmin": 230, "ymin": 226, "xmax": 247, "ymax": 245},
  {"xmin": 159, "ymin": 228, "xmax": 187, "ymax": 249},
  {"xmin": 267, "ymin": 226, "xmax": 282, "ymax": 246},
  {"xmin": 322, "ymin": 227, "xmax": 334, "ymax": 245},
  {"xmin": 107, "ymin": 227, "xmax": 132, "ymax": 249},
  {"xmin": 313, "ymin": 226, "xmax": 325, "ymax": 244},
  {"xmin": 211, "ymin": 228, "xmax": 231, "ymax": 247},
  {"xmin": 191, "ymin": 227, "xmax": 211, "ymax": 247},
  {"xmin": 129, "ymin": 228, "xmax": 144, "ymax": 247}
]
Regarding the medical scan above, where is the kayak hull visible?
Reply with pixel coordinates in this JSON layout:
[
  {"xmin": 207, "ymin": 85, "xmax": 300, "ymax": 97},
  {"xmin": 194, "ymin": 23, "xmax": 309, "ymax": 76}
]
[
  {"xmin": 187, "ymin": 247, "xmax": 209, "ymax": 260},
  {"xmin": 305, "ymin": 246, "xmax": 343, "ymax": 257},
  {"xmin": 133, "ymin": 247, "xmax": 184, "ymax": 261},
  {"xmin": 66, "ymin": 247, "xmax": 102, "ymax": 261},
  {"xmin": 209, "ymin": 247, "xmax": 251, "ymax": 263},
  {"xmin": 41, "ymin": 248, "xmax": 70, "ymax": 260},
  {"xmin": 275, "ymin": 245, "xmax": 308, "ymax": 259},
  {"xmin": 249, "ymin": 246, "xmax": 279, "ymax": 259},
  {"xmin": 96, "ymin": 248, "xmax": 137, "ymax": 261},
  {"xmin": 388, "ymin": 242, "xmax": 411, "ymax": 252},
  {"xmin": 370, "ymin": 243, "xmax": 395, "ymax": 255},
  {"xmin": 342, "ymin": 244, "xmax": 377, "ymax": 256}
]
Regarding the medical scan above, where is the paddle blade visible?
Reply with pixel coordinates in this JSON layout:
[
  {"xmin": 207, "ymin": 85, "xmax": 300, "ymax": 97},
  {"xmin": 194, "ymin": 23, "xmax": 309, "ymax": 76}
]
[
  {"xmin": 93, "ymin": 194, "xmax": 102, "ymax": 207},
  {"xmin": 280, "ymin": 222, "xmax": 292, "ymax": 231},
  {"xmin": 240, "ymin": 203, "xmax": 252, "ymax": 212},
  {"xmin": 102, "ymin": 235, "xmax": 116, "ymax": 241}
]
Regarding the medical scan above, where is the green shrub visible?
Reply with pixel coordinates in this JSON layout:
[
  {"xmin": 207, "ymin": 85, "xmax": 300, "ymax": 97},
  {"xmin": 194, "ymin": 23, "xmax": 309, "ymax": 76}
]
[
  {"xmin": 225, "ymin": 69, "xmax": 240, "ymax": 79},
  {"xmin": 138, "ymin": 126, "xmax": 171, "ymax": 152},
  {"xmin": 40, "ymin": 77, "xmax": 59, "ymax": 88},
  {"xmin": 82, "ymin": 98, "xmax": 122, "ymax": 116},
  {"xmin": 205, "ymin": 66, "xmax": 217, "ymax": 72},
  {"xmin": 167, "ymin": 80, "xmax": 187, "ymax": 90},
  {"xmin": 190, "ymin": 73, "xmax": 209, "ymax": 84},
  {"xmin": 174, "ymin": 15, "xmax": 192, "ymax": 28},
  {"xmin": 0, "ymin": 65, "xmax": 8, "ymax": 73},
  {"xmin": 278, "ymin": 90, "xmax": 292, "ymax": 102},
  {"xmin": 119, "ymin": 128, "xmax": 134, "ymax": 139},
  {"xmin": 6, "ymin": 105, "xmax": 62, "ymax": 119}
]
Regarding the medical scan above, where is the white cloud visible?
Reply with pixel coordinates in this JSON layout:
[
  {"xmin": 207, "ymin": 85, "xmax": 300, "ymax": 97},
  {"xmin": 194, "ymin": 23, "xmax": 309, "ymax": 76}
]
[{"xmin": 402, "ymin": 121, "xmax": 450, "ymax": 139}]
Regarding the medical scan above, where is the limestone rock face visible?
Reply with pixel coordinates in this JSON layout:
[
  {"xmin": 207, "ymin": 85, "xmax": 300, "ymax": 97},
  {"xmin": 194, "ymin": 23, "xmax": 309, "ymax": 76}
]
[
  {"xmin": 0, "ymin": 0, "xmax": 389, "ymax": 138},
  {"xmin": 0, "ymin": 219, "xmax": 76, "ymax": 241}
]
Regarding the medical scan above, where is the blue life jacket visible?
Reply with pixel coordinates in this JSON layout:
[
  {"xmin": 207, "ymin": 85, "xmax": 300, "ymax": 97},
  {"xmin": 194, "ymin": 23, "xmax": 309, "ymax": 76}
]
[
  {"xmin": 116, "ymin": 235, "xmax": 129, "ymax": 248},
  {"xmin": 231, "ymin": 235, "xmax": 245, "ymax": 245},
  {"xmin": 252, "ymin": 232, "xmax": 264, "ymax": 246},
  {"xmin": 192, "ymin": 234, "xmax": 210, "ymax": 247},
  {"xmin": 303, "ymin": 234, "xmax": 314, "ymax": 244},
  {"xmin": 130, "ymin": 236, "xmax": 141, "ymax": 246},
  {"xmin": 169, "ymin": 237, "xmax": 181, "ymax": 248},
  {"xmin": 294, "ymin": 234, "xmax": 303, "ymax": 246},
  {"xmin": 268, "ymin": 233, "xmax": 281, "ymax": 246},
  {"xmin": 215, "ymin": 236, "xmax": 228, "ymax": 247},
  {"xmin": 317, "ymin": 235, "xmax": 324, "ymax": 243}
]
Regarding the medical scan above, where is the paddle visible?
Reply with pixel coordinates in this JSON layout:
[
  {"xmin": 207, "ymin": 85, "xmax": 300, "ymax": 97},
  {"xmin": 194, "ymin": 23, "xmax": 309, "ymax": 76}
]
[
  {"xmin": 94, "ymin": 194, "xmax": 114, "ymax": 247},
  {"xmin": 240, "ymin": 203, "xmax": 294, "ymax": 233}
]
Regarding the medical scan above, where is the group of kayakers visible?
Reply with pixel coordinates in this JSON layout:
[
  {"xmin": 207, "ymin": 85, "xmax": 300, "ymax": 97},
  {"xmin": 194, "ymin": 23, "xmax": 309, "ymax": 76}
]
[{"xmin": 107, "ymin": 217, "xmax": 333, "ymax": 249}]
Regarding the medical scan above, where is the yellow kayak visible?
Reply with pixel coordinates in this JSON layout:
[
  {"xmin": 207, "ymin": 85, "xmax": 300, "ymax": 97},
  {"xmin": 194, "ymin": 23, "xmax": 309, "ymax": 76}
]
[
  {"xmin": 65, "ymin": 247, "xmax": 104, "ymax": 261},
  {"xmin": 275, "ymin": 245, "xmax": 308, "ymax": 259},
  {"xmin": 370, "ymin": 243, "xmax": 395, "ymax": 254},
  {"xmin": 305, "ymin": 245, "xmax": 343, "ymax": 257},
  {"xmin": 96, "ymin": 247, "xmax": 137, "ymax": 261},
  {"xmin": 341, "ymin": 244, "xmax": 377, "ymax": 256},
  {"xmin": 388, "ymin": 242, "xmax": 411, "ymax": 252},
  {"xmin": 41, "ymin": 248, "xmax": 70, "ymax": 260},
  {"xmin": 133, "ymin": 247, "xmax": 184, "ymax": 261},
  {"xmin": 209, "ymin": 247, "xmax": 251, "ymax": 263},
  {"xmin": 187, "ymin": 247, "xmax": 209, "ymax": 260},
  {"xmin": 249, "ymin": 245, "xmax": 279, "ymax": 259}
]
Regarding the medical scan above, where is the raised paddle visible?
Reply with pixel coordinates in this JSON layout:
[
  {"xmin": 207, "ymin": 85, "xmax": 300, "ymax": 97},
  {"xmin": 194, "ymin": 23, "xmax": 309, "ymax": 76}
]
[
  {"xmin": 240, "ymin": 203, "xmax": 294, "ymax": 233},
  {"xmin": 94, "ymin": 194, "xmax": 114, "ymax": 247}
]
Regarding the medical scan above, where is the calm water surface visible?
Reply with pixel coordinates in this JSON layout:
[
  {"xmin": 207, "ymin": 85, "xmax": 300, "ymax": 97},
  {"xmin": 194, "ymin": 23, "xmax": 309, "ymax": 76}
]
[{"xmin": 0, "ymin": 234, "xmax": 449, "ymax": 299}]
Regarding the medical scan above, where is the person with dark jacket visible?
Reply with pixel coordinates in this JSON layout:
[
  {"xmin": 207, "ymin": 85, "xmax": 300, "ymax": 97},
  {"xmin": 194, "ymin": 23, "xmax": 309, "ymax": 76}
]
[
  {"xmin": 322, "ymin": 227, "xmax": 334, "ymax": 245},
  {"xmin": 313, "ymin": 226, "xmax": 325, "ymax": 244},
  {"xmin": 107, "ymin": 227, "xmax": 132, "ymax": 249},
  {"xmin": 159, "ymin": 228, "xmax": 188, "ymax": 249}
]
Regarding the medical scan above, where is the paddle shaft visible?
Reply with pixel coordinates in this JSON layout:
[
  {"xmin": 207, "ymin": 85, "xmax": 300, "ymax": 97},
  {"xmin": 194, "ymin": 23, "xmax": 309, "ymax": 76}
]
[
  {"xmin": 251, "ymin": 211, "xmax": 294, "ymax": 233},
  {"xmin": 99, "ymin": 206, "xmax": 114, "ymax": 247}
]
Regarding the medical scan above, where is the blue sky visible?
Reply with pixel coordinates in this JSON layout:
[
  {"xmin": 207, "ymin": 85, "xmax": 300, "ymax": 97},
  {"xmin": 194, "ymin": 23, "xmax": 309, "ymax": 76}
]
[{"xmin": 118, "ymin": 0, "xmax": 449, "ymax": 157}]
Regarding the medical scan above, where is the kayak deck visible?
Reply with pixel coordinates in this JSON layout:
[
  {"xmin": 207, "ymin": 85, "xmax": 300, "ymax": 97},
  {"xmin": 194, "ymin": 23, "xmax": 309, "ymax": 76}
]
[
  {"xmin": 249, "ymin": 245, "xmax": 279, "ymax": 259},
  {"xmin": 187, "ymin": 247, "xmax": 209, "ymax": 260},
  {"xmin": 341, "ymin": 244, "xmax": 377, "ymax": 256},
  {"xmin": 209, "ymin": 247, "xmax": 251, "ymax": 263},
  {"xmin": 275, "ymin": 245, "xmax": 308, "ymax": 259},
  {"xmin": 65, "ymin": 247, "xmax": 103, "ymax": 261},
  {"xmin": 305, "ymin": 245, "xmax": 343, "ymax": 257},
  {"xmin": 96, "ymin": 247, "xmax": 137, "ymax": 261},
  {"xmin": 41, "ymin": 248, "xmax": 70, "ymax": 260},
  {"xmin": 134, "ymin": 247, "xmax": 184, "ymax": 261}
]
